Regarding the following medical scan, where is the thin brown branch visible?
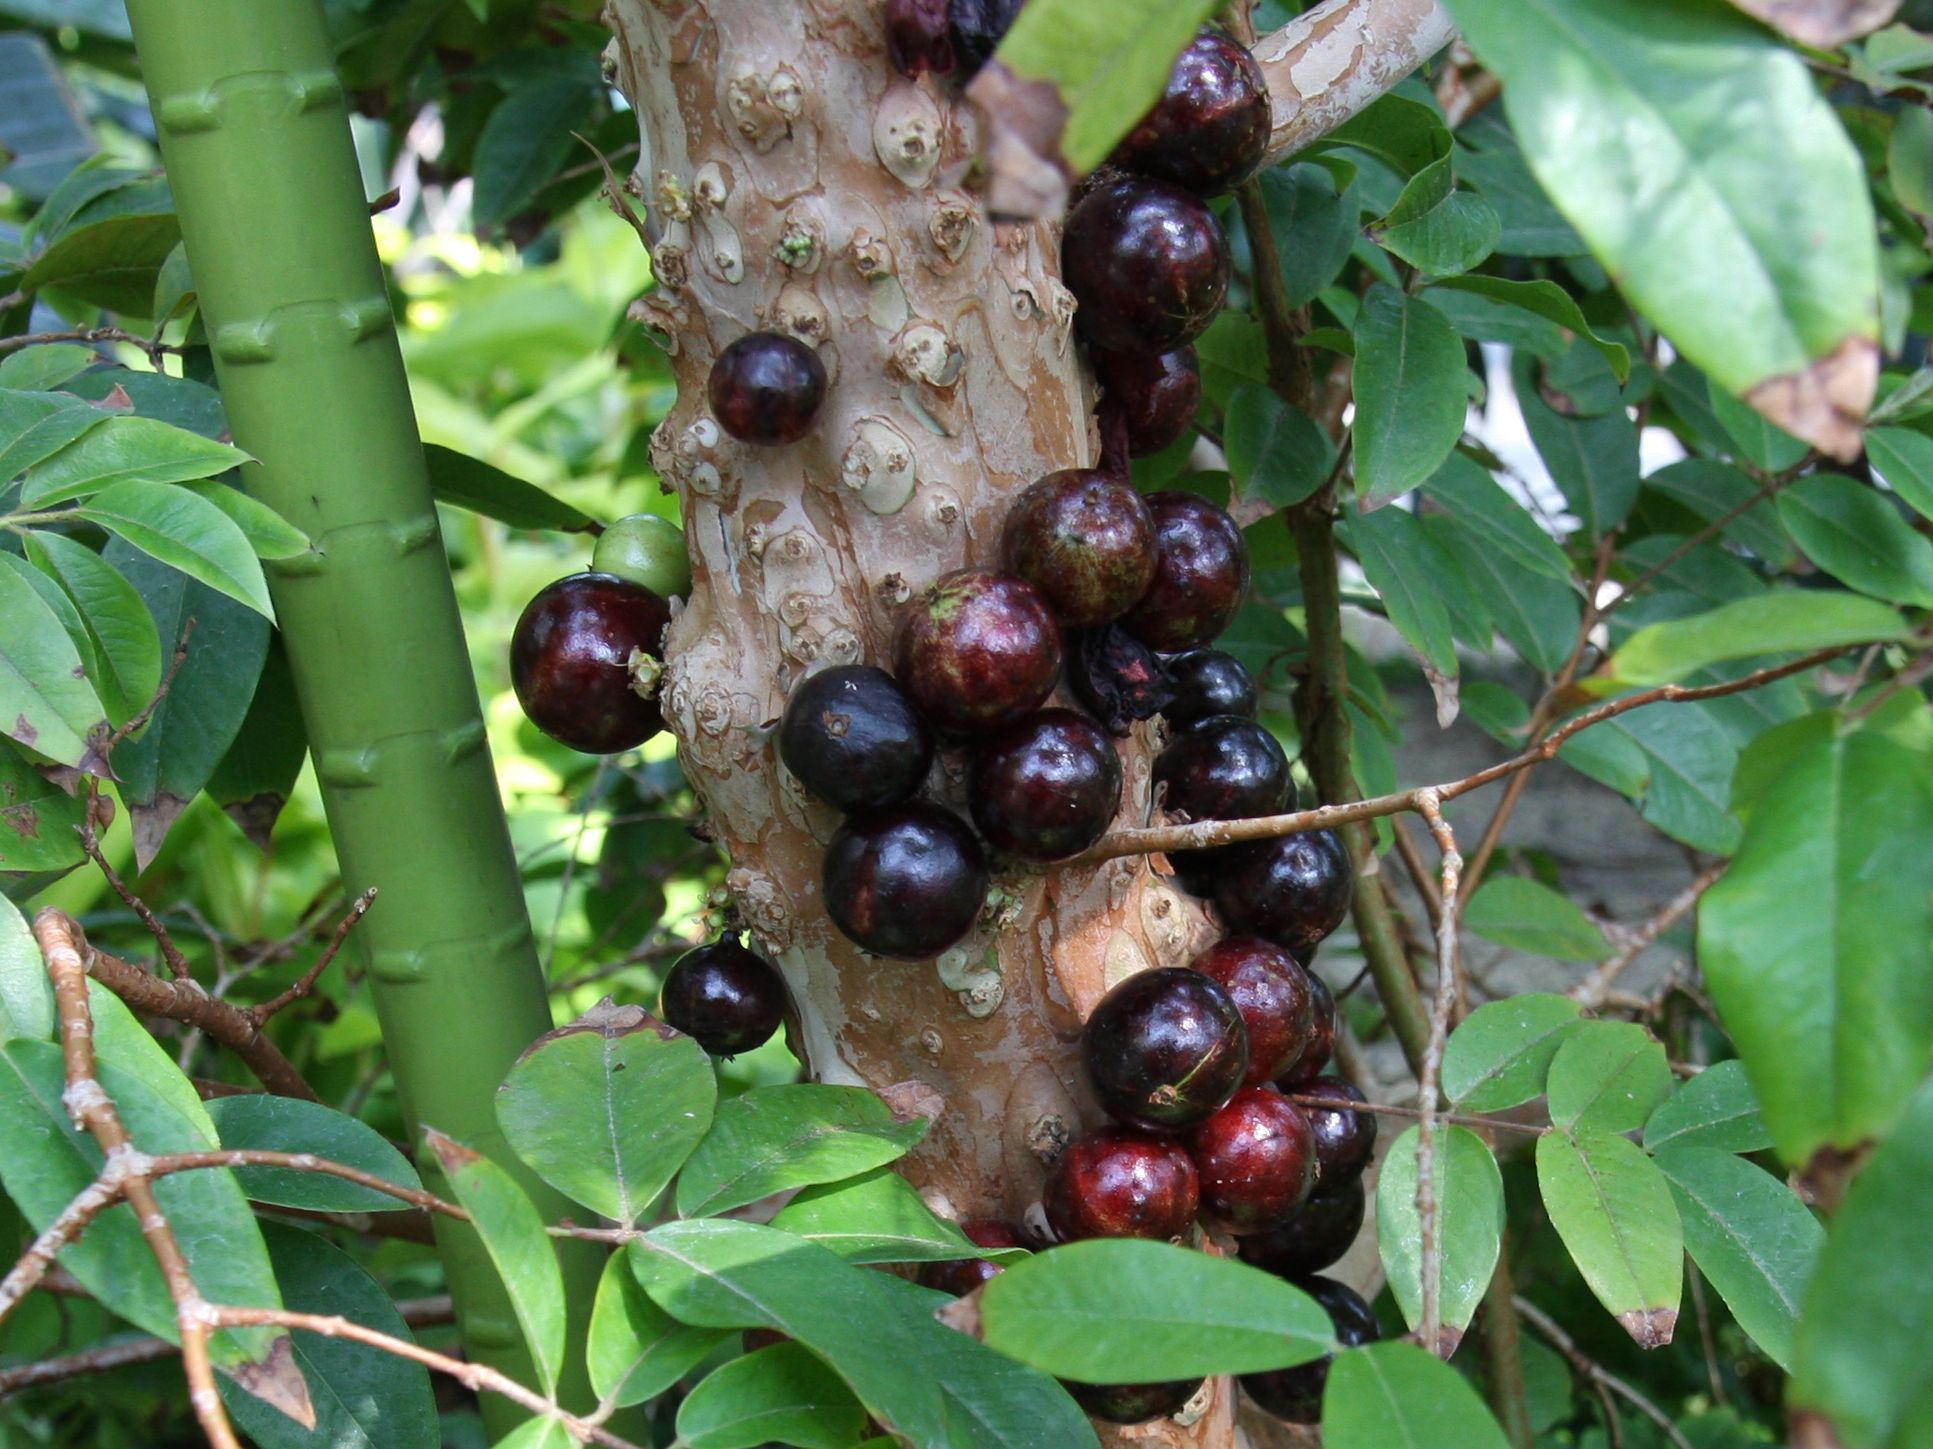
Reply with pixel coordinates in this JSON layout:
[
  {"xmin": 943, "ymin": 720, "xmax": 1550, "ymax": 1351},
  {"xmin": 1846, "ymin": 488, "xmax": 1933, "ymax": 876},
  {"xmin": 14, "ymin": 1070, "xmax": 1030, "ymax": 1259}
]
[
  {"xmin": 1514, "ymin": 1296, "xmax": 1693, "ymax": 1449},
  {"xmin": 80, "ymin": 790, "xmax": 194, "ymax": 985},
  {"xmin": 0, "ymin": 326, "xmax": 188, "ymax": 365},
  {"xmin": 1391, "ymin": 815, "xmax": 1444, "ymax": 927},
  {"xmin": 1573, "ymin": 863, "xmax": 1726, "ymax": 1010},
  {"xmin": 104, "ymin": 622, "xmax": 194, "ymax": 759},
  {"xmin": 1287, "ymin": 1093, "xmax": 1544, "ymax": 1137},
  {"xmin": 0, "ymin": 1173, "xmax": 128, "ymax": 1329},
  {"xmin": 1599, "ymin": 468, "xmax": 1803, "ymax": 622},
  {"xmin": 1413, "ymin": 791, "xmax": 1463, "ymax": 1356},
  {"xmin": 151, "ymin": 1149, "xmax": 463, "ymax": 1219},
  {"xmin": 1234, "ymin": 179, "xmax": 1311, "ymax": 405},
  {"xmin": 1255, "ymin": 0, "xmax": 1458, "ymax": 165},
  {"xmin": 248, "ymin": 888, "xmax": 377, "ymax": 1025}
]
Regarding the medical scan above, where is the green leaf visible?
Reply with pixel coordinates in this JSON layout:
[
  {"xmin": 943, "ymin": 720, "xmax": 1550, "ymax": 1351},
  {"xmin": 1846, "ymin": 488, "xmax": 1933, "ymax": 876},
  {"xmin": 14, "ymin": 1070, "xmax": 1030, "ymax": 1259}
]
[
  {"xmin": 1654, "ymin": 1147, "xmax": 1820, "ymax": 1370},
  {"xmin": 675, "ymin": 1083, "xmax": 927, "ymax": 1219},
  {"xmin": 632, "ymin": 1219, "xmax": 1097, "ymax": 1449},
  {"xmin": 204, "ymin": 632, "xmax": 308, "ymax": 850},
  {"xmin": 1535, "ymin": 1128, "xmax": 1683, "ymax": 1347},
  {"xmin": 1463, "ymin": 877, "xmax": 1609, "ymax": 962},
  {"xmin": 0, "ymin": 893, "xmax": 53, "ymax": 1041},
  {"xmin": 1546, "ymin": 1021, "xmax": 1672, "ymax": 1134},
  {"xmin": 496, "ymin": 1003, "xmax": 716, "ymax": 1226},
  {"xmin": 490, "ymin": 1420, "xmax": 573, "ymax": 1449},
  {"xmin": 1442, "ymin": 994, "xmax": 1584, "ymax": 1111},
  {"xmin": 1611, "ymin": 592, "xmax": 1903, "ymax": 687},
  {"xmin": 0, "ymin": 551, "xmax": 98, "ymax": 703},
  {"xmin": 1699, "ymin": 728, "xmax": 1933, "ymax": 1169},
  {"xmin": 1322, "ymin": 1341, "xmax": 1513, "ymax": 1449},
  {"xmin": 979, "ymin": 1239, "xmax": 1331, "ymax": 1381},
  {"xmin": 74, "ymin": 479, "xmax": 275, "ymax": 620},
  {"xmin": 0, "ymin": 557, "xmax": 107, "ymax": 769},
  {"xmin": 1443, "ymin": 0, "xmax": 1879, "ymax": 455},
  {"xmin": 1644, "ymin": 1060, "xmax": 1772, "ymax": 1156},
  {"xmin": 587, "ymin": 1250, "xmax": 729, "ymax": 1409},
  {"xmin": 1375, "ymin": 1126, "xmax": 1504, "ymax": 1349},
  {"xmin": 22, "ymin": 210, "xmax": 182, "ymax": 316},
  {"xmin": 1557, "ymin": 701, "xmax": 1742, "ymax": 855},
  {"xmin": 428, "ymin": 1130, "xmax": 566, "ymax": 1396},
  {"xmin": 1258, "ymin": 162, "xmax": 1358, "ymax": 308},
  {"xmin": 1353, "ymin": 284, "xmax": 1470, "ymax": 509},
  {"xmin": 0, "ymin": 740, "xmax": 85, "ymax": 881},
  {"xmin": 1791, "ymin": 1076, "xmax": 1933, "ymax": 1449},
  {"xmin": 1777, "ymin": 474, "xmax": 1933, "ymax": 607},
  {"xmin": 0, "ymin": 391, "xmax": 115, "ymax": 485},
  {"xmin": 1866, "ymin": 424, "xmax": 1933, "ymax": 523},
  {"xmin": 1642, "ymin": 458, "xmax": 1794, "ymax": 567},
  {"xmin": 1325, "ymin": 93, "xmax": 1452, "ymax": 177},
  {"xmin": 182, "ymin": 481, "xmax": 310, "ymax": 560},
  {"xmin": 471, "ymin": 74, "xmax": 600, "ymax": 229},
  {"xmin": 1373, "ymin": 154, "xmax": 1501, "ymax": 278},
  {"xmin": 1340, "ymin": 506, "xmax": 1457, "ymax": 677},
  {"xmin": 21, "ymin": 530, "xmax": 162, "ymax": 727},
  {"xmin": 1518, "ymin": 380, "xmax": 1640, "ymax": 537},
  {"xmin": 423, "ymin": 444, "xmax": 597, "ymax": 533},
  {"xmin": 22, "ymin": 414, "xmax": 249, "ymax": 507},
  {"xmin": 1423, "ymin": 453, "xmax": 1572, "ymax": 581},
  {"xmin": 1225, "ymin": 384, "xmax": 1334, "ymax": 516},
  {"xmin": 0, "ymin": 343, "xmax": 97, "ymax": 391},
  {"xmin": 771, "ymin": 1167, "xmax": 1024, "ymax": 1266},
  {"xmin": 676, "ymin": 1342, "xmax": 868, "ymax": 1449},
  {"xmin": 205, "ymin": 1094, "xmax": 423, "ymax": 1214},
  {"xmin": 1426, "ymin": 275, "xmax": 1629, "ymax": 381}
]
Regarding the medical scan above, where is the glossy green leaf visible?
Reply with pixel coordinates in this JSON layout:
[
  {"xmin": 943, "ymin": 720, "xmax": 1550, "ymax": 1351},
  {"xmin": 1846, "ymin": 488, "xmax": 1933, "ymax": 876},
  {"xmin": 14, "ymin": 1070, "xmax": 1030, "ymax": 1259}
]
[
  {"xmin": 0, "ymin": 740, "xmax": 85, "ymax": 880},
  {"xmin": 471, "ymin": 76, "xmax": 599, "ymax": 229},
  {"xmin": 1423, "ymin": 453, "xmax": 1572, "ymax": 581},
  {"xmin": 0, "ymin": 392, "xmax": 113, "ymax": 482},
  {"xmin": 1325, "ymin": 92, "xmax": 1451, "ymax": 176},
  {"xmin": 22, "ymin": 530, "xmax": 162, "ymax": 727},
  {"xmin": 1322, "ymin": 1341, "xmax": 1512, "ymax": 1449},
  {"xmin": 1375, "ymin": 1126, "xmax": 1504, "ymax": 1348},
  {"xmin": 1642, "ymin": 457, "xmax": 1794, "ymax": 567},
  {"xmin": 1536, "ymin": 1128, "xmax": 1682, "ymax": 1347},
  {"xmin": 75, "ymin": 479, "xmax": 275, "ymax": 619},
  {"xmin": 587, "ymin": 1250, "xmax": 729, "ymax": 1408},
  {"xmin": 490, "ymin": 1420, "xmax": 572, "ymax": 1449},
  {"xmin": 1777, "ymin": 473, "xmax": 1933, "ymax": 607},
  {"xmin": 1644, "ymin": 1060, "xmax": 1772, "ymax": 1156},
  {"xmin": 1699, "ymin": 728, "xmax": 1933, "ymax": 1169},
  {"xmin": 0, "ymin": 343, "xmax": 96, "ymax": 391},
  {"xmin": 0, "ymin": 557, "xmax": 107, "ymax": 769},
  {"xmin": 206, "ymin": 1094, "xmax": 423, "ymax": 1214},
  {"xmin": 676, "ymin": 1342, "xmax": 868, "ymax": 1449},
  {"xmin": 423, "ymin": 444, "xmax": 597, "ymax": 533},
  {"xmin": 1546, "ymin": 1020, "xmax": 1671, "ymax": 1134},
  {"xmin": 204, "ymin": 631, "xmax": 307, "ymax": 850},
  {"xmin": 183, "ymin": 480, "xmax": 311, "ymax": 560},
  {"xmin": 771, "ymin": 1167, "xmax": 1024, "ymax": 1266},
  {"xmin": 1353, "ymin": 284, "xmax": 1470, "ymax": 509},
  {"xmin": 1557, "ymin": 701, "xmax": 1742, "ymax": 855},
  {"xmin": 1426, "ymin": 275, "xmax": 1628, "ymax": 380},
  {"xmin": 21, "ymin": 414, "xmax": 248, "ymax": 507},
  {"xmin": 1373, "ymin": 154, "xmax": 1501, "ymax": 277},
  {"xmin": 1340, "ymin": 506, "xmax": 1456, "ymax": 677},
  {"xmin": 1611, "ymin": 592, "xmax": 1903, "ymax": 687},
  {"xmin": 22, "ymin": 210, "xmax": 182, "ymax": 316},
  {"xmin": 0, "ymin": 551, "xmax": 98, "ymax": 702},
  {"xmin": 1463, "ymin": 877, "xmax": 1608, "ymax": 962},
  {"xmin": 1225, "ymin": 384, "xmax": 1334, "ymax": 516},
  {"xmin": 0, "ymin": 893, "xmax": 53, "ymax": 1042},
  {"xmin": 1519, "ymin": 381, "xmax": 1639, "ymax": 537},
  {"xmin": 1442, "ymin": 994, "xmax": 1583, "ymax": 1111},
  {"xmin": 1258, "ymin": 162, "xmax": 1358, "ymax": 307},
  {"xmin": 675, "ymin": 1083, "xmax": 927, "ymax": 1219},
  {"xmin": 1867, "ymin": 424, "xmax": 1933, "ymax": 523}
]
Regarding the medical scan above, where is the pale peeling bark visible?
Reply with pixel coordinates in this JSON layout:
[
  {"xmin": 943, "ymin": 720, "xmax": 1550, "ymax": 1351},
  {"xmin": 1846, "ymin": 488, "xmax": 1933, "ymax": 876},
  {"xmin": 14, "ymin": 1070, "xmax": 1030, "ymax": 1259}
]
[{"xmin": 1256, "ymin": 0, "xmax": 1457, "ymax": 164}]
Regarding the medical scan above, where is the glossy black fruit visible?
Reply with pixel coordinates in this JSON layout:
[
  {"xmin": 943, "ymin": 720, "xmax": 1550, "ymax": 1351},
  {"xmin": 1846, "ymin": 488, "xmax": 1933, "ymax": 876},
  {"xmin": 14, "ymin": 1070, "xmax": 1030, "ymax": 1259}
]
[
  {"xmin": 1154, "ymin": 715, "xmax": 1290, "ymax": 824},
  {"xmin": 970, "ymin": 709, "xmax": 1121, "ymax": 862},
  {"xmin": 919, "ymin": 1220, "xmax": 1023, "ymax": 1297},
  {"xmin": 1083, "ymin": 967, "xmax": 1248, "ymax": 1132},
  {"xmin": 708, "ymin": 332, "xmax": 827, "ymax": 446},
  {"xmin": 1240, "ymin": 1277, "xmax": 1380, "ymax": 1424},
  {"xmin": 1062, "ymin": 177, "xmax": 1230, "ymax": 355},
  {"xmin": 1001, "ymin": 469, "xmax": 1157, "ymax": 627},
  {"xmin": 1279, "ymin": 970, "xmax": 1337, "ymax": 1088},
  {"xmin": 1186, "ymin": 1086, "xmax": 1317, "ymax": 1232},
  {"xmin": 659, "ymin": 937, "xmax": 787, "ymax": 1056},
  {"xmin": 1214, "ymin": 828, "xmax": 1352, "ymax": 956},
  {"xmin": 950, "ymin": 0, "xmax": 1025, "ymax": 77},
  {"xmin": 511, "ymin": 572, "xmax": 671, "ymax": 754},
  {"xmin": 1189, "ymin": 936, "xmax": 1314, "ymax": 1086},
  {"xmin": 1164, "ymin": 649, "xmax": 1257, "ymax": 731},
  {"xmin": 1067, "ymin": 625, "xmax": 1174, "ymax": 735},
  {"xmin": 1044, "ymin": 1126, "xmax": 1199, "ymax": 1242},
  {"xmin": 1119, "ymin": 492, "xmax": 1249, "ymax": 653},
  {"xmin": 894, "ymin": 568, "xmax": 1063, "ymax": 734},
  {"xmin": 778, "ymin": 665, "xmax": 934, "ymax": 813},
  {"xmin": 823, "ymin": 803, "xmax": 988, "ymax": 960},
  {"xmin": 1066, "ymin": 1377, "xmax": 1204, "ymax": 1425},
  {"xmin": 1110, "ymin": 30, "xmax": 1270, "ymax": 197},
  {"xmin": 1302, "ymin": 1075, "xmax": 1377, "ymax": 1189},
  {"xmin": 1238, "ymin": 1179, "xmax": 1366, "ymax": 1278},
  {"xmin": 886, "ymin": 0, "xmax": 954, "ymax": 77},
  {"xmin": 1092, "ymin": 346, "xmax": 1201, "ymax": 458}
]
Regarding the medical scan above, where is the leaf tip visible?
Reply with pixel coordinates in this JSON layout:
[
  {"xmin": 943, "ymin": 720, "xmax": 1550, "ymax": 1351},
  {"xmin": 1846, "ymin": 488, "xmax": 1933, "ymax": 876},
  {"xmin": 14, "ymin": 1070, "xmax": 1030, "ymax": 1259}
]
[
  {"xmin": 1743, "ymin": 334, "xmax": 1877, "ymax": 463},
  {"xmin": 226, "ymin": 1334, "xmax": 316, "ymax": 1429},
  {"xmin": 1616, "ymin": 1306, "xmax": 1678, "ymax": 1349},
  {"xmin": 424, "ymin": 1126, "xmax": 479, "ymax": 1172}
]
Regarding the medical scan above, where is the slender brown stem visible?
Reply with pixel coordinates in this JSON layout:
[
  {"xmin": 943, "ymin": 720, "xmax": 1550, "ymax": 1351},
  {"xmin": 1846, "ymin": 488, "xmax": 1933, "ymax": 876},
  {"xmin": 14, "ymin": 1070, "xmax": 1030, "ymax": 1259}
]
[
  {"xmin": 1287, "ymin": 1093, "xmax": 1544, "ymax": 1136},
  {"xmin": 1477, "ymin": 1244, "xmax": 1536, "ymax": 1449},
  {"xmin": 1514, "ymin": 1296, "xmax": 1693, "ymax": 1449},
  {"xmin": 1573, "ymin": 863, "xmax": 1726, "ymax": 1009},
  {"xmin": 248, "ymin": 888, "xmax": 377, "ymax": 1025},
  {"xmin": 1413, "ymin": 792, "xmax": 1463, "ymax": 1355}
]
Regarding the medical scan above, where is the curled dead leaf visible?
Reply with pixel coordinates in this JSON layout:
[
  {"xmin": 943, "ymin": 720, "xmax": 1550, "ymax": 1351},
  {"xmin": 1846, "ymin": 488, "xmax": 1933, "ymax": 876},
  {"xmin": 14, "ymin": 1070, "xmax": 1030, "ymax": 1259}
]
[
  {"xmin": 225, "ymin": 1334, "xmax": 317, "ymax": 1430},
  {"xmin": 1742, "ymin": 333, "xmax": 1877, "ymax": 463},
  {"xmin": 964, "ymin": 61, "xmax": 1071, "ymax": 222},
  {"xmin": 1723, "ymin": 0, "xmax": 1900, "ymax": 48}
]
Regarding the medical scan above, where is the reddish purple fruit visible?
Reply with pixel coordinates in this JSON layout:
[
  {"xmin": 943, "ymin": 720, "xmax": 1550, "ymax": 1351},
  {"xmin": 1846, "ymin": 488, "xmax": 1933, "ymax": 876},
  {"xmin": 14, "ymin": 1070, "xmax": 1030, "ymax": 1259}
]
[
  {"xmin": 823, "ymin": 803, "xmax": 988, "ymax": 960},
  {"xmin": 1093, "ymin": 346, "xmax": 1202, "ymax": 458},
  {"xmin": 1154, "ymin": 716, "xmax": 1290, "ymax": 825},
  {"xmin": 708, "ymin": 332, "xmax": 827, "ymax": 446},
  {"xmin": 1189, "ymin": 937, "xmax": 1314, "ymax": 1086},
  {"xmin": 1110, "ymin": 30, "xmax": 1271, "ymax": 198},
  {"xmin": 1083, "ymin": 967, "xmax": 1248, "ymax": 1133},
  {"xmin": 1238, "ymin": 1179, "xmax": 1366, "ymax": 1278},
  {"xmin": 919, "ymin": 1220, "xmax": 1023, "ymax": 1297},
  {"xmin": 1240, "ymin": 1277, "xmax": 1380, "ymax": 1424},
  {"xmin": 950, "ymin": 0, "xmax": 1024, "ymax": 77},
  {"xmin": 1302, "ymin": 1075, "xmax": 1377, "ymax": 1189},
  {"xmin": 778, "ymin": 664, "xmax": 934, "ymax": 813},
  {"xmin": 1001, "ymin": 469, "xmax": 1157, "ymax": 627},
  {"xmin": 511, "ymin": 572, "xmax": 671, "ymax": 754},
  {"xmin": 1165, "ymin": 649, "xmax": 1257, "ymax": 732},
  {"xmin": 1066, "ymin": 1378, "xmax": 1204, "ymax": 1425},
  {"xmin": 1044, "ymin": 1126, "xmax": 1199, "ymax": 1242},
  {"xmin": 1280, "ymin": 971, "xmax": 1337, "ymax": 1088},
  {"xmin": 1067, "ymin": 625, "xmax": 1174, "ymax": 735},
  {"xmin": 1186, "ymin": 1086, "xmax": 1317, "ymax": 1232},
  {"xmin": 1119, "ymin": 492, "xmax": 1249, "ymax": 653},
  {"xmin": 885, "ymin": 0, "xmax": 953, "ymax": 76},
  {"xmin": 1214, "ymin": 828, "xmax": 1352, "ymax": 956},
  {"xmin": 970, "ymin": 709, "xmax": 1122, "ymax": 862},
  {"xmin": 1063, "ymin": 177, "xmax": 1230, "ymax": 355},
  {"xmin": 659, "ymin": 936, "xmax": 787, "ymax": 1056},
  {"xmin": 895, "ymin": 568, "xmax": 1063, "ymax": 734}
]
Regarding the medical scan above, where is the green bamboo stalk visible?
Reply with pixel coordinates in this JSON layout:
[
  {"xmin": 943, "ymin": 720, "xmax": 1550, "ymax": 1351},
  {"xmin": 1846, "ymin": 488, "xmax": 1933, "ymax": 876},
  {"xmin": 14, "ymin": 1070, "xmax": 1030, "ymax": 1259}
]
[{"xmin": 123, "ymin": 1, "xmax": 599, "ymax": 1426}]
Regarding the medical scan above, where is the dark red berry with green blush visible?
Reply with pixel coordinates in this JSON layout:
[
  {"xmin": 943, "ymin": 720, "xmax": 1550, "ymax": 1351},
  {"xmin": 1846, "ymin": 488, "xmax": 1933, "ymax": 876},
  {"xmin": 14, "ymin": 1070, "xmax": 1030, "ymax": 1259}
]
[
  {"xmin": 659, "ymin": 936, "xmax": 787, "ymax": 1056},
  {"xmin": 1279, "ymin": 971, "xmax": 1337, "ymax": 1088},
  {"xmin": 707, "ymin": 331, "xmax": 827, "ymax": 446},
  {"xmin": 1238, "ymin": 1179, "xmax": 1365, "ymax": 1278},
  {"xmin": 1110, "ymin": 30, "xmax": 1270, "ymax": 198},
  {"xmin": 1302, "ymin": 1075, "xmax": 1377, "ymax": 1188},
  {"xmin": 1189, "ymin": 937, "xmax": 1314, "ymax": 1086},
  {"xmin": 823, "ymin": 802, "xmax": 988, "ymax": 960},
  {"xmin": 1186, "ymin": 1086, "xmax": 1317, "ymax": 1232},
  {"xmin": 1240, "ymin": 1276, "xmax": 1380, "ymax": 1424},
  {"xmin": 894, "ymin": 568, "xmax": 1063, "ymax": 734},
  {"xmin": 1092, "ymin": 346, "xmax": 1201, "ymax": 458},
  {"xmin": 511, "ymin": 572, "xmax": 671, "ymax": 754},
  {"xmin": 1067, "ymin": 625, "xmax": 1174, "ymax": 735},
  {"xmin": 1001, "ymin": 469, "xmax": 1157, "ymax": 627},
  {"xmin": 778, "ymin": 665, "xmax": 933, "ymax": 813},
  {"xmin": 1119, "ymin": 492, "xmax": 1249, "ymax": 653},
  {"xmin": 918, "ymin": 1220, "xmax": 1023, "ymax": 1297},
  {"xmin": 1083, "ymin": 966, "xmax": 1248, "ymax": 1132},
  {"xmin": 1214, "ymin": 828, "xmax": 1352, "ymax": 956},
  {"xmin": 1154, "ymin": 715, "xmax": 1290, "ymax": 825},
  {"xmin": 1164, "ymin": 648, "xmax": 1257, "ymax": 731},
  {"xmin": 1063, "ymin": 177, "xmax": 1230, "ymax": 355},
  {"xmin": 1044, "ymin": 1126, "xmax": 1199, "ymax": 1242},
  {"xmin": 970, "ymin": 709, "xmax": 1122, "ymax": 862},
  {"xmin": 1066, "ymin": 1377, "xmax": 1204, "ymax": 1425}
]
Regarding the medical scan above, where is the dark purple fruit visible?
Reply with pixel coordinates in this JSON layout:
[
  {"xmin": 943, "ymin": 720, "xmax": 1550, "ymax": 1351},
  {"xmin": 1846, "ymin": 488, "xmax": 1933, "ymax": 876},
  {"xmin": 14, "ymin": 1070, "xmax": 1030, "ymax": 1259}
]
[
  {"xmin": 1119, "ymin": 492, "xmax": 1249, "ymax": 652},
  {"xmin": 970, "ymin": 709, "xmax": 1121, "ymax": 862},
  {"xmin": 1083, "ymin": 967, "xmax": 1248, "ymax": 1132},
  {"xmin": 886, "ymin": 0, "xmax": 954, "ymax": 76},
  {"xmin": 1214, "ymin": 828, "xmax": 1352, "ymax": 956},
  {"xmin": 823, "ymin": 802, "xmax": 988, "ymax": 960},
  {"xmin": 1066, "ymin": 1378, "xmax": 1204, "ymax": 1425},
  {"xmin": 1186, "ymin": 1086, "xmax": 1317, "ymax": 1232},
  {"xmin": 1238, "ymin": 1180, "xmax": 1366, "ymax": 1278},
  {"xmin": 1189, "ymin": 937, "xmax": 1314, "ymax": 1086},
  {"xmin": 1044, "ymin": 1126, "xmax": 1199, "ymax": 1242},
  {"xmin": 1280, "ymin": 971, "xmax": 1337, "ymax": 1088},
  {"xmin": 1240, "ymin": 1277, "xmax": 1380, "ymax": 1424},
  {"xmin": 1092, "ymin": 346, "xmax": 1201, "ymax": 458},
  {"xmin": 659, "ymin": 936, "xmax": 787, "ymax": 1056},
  {"xmin": 1062, "ymin": 177, "xmax": 1230, "ymax": 355},
  {"xmin": 511, "ymin": 572, "xmax": 671, "ymax": 754},
  {"xmin": 707, "ymin": 332, "xmax": 826, "ymax": 446},
  {"xmin": 1001, "ymin": 469, "xmax": 1157, "ymax": 627},
  {"xmin": 919, "ymin": 1220, "xmax": 1023, "ymax": 1297},
  {"xmin": 1067, "ymin": 625, "xmax": 1174, "ymax": 736},
  {"xmin": 1165, "ymin": 649, "xmax": 1257, "ymax": 731},
  {"xmin": 894, "ymin": 568, "xmax": 1063, "ymax": 734},
  {"xmin": 951, "ymin": 0, "xmax": 1025, "ymax": 77},
  {"xmin": 1154, "ymin": 715, "xmax": 1289, "ymax": 824},
  {"xmin": 778, "ymin": 665, "xmax": 933, "ymax": 813},
  {"xmin": 1302, "ymin": 1075, "xmax": 1376, "ymax": 1189},
  {"xmin": 1110, "ymin": 30, "xmax": 1270, "ymax": 198}
]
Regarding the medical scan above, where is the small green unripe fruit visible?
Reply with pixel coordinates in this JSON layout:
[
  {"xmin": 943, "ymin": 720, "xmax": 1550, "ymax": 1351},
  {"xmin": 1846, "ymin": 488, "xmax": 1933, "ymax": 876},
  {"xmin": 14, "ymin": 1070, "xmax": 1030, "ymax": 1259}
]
[{"xmin": 592, "ymin": 514, "xmax": 692, "ymax": 600}]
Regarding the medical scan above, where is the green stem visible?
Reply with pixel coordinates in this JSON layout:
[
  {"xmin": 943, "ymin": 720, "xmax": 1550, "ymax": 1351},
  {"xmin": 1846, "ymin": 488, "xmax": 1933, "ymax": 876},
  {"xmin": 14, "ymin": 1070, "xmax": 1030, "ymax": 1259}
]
[{"xmin": 122, "ymin": 2, "xmax": 600, "ymax": 1427}]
